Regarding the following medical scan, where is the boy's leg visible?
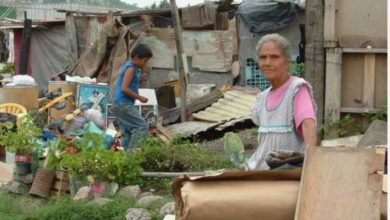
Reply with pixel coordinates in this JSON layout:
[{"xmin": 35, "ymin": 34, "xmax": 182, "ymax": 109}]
[
  {"xmin": 112, "ymin": 104, "xmax": 133, "ymax": 151},
  {"xmin": 128, "ymin": 112, "xmax": 149, "ymax": 150},
  {"xmin": 112, "ymin": 104, "xmax": 148, "ymax": 151}
]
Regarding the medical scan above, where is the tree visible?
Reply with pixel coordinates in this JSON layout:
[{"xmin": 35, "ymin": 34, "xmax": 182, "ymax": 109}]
[
  {"xmin": 158, "ymin": 0, "xmax": 170, "ymax": 9},
  {"xmin": 151, "ymin": 2, "xmax": 157, "ymax": 10}
]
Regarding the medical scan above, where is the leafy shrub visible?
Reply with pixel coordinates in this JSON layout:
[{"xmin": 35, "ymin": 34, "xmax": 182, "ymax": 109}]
[
  {"xmin": 0, "ymin": 63, "xmax": 14, "ymax": 74},
  {"xmin": 60, "ymin": 133, "xmax": 142, "ymax": 185},
  {"xmin": 133, "ymin": 136, "xmax": 234, "ymax": 172}
]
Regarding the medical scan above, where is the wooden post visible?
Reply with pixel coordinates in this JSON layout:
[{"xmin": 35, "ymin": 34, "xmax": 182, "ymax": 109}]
[
  {"xmin": 170, "ymin": 0, "xmax": 187, "ymax": 122},
  {"xmin": 19, "ymin": 11, "xmax": 32, "ymax": 75},
  {"xmin": 324, "ymin": 48, "xmax": 342, "ymax": 121},
  {"xmin": 305, "ymin": 0, "xmax": 325, "ymax": 128},
  {"xmin": 65, "ymin": 13, "xmax": 79, "ymax": 71},
  {"xmin": 363, "ymin": 54, "xmax": 376, "ymax": 108}
]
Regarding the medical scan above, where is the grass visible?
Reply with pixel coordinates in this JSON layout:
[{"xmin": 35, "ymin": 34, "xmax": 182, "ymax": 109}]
[{"xmin": 0, "ymin": 189, "xmax": 172, "ymax": 220}]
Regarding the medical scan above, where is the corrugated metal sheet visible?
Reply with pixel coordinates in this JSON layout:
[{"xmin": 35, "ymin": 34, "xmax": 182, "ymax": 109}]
[
  {"xmin": 193, "ymin": 90, "xmax": 256, "ymax": 122},
  {"xmin": 0, "ymin": 6, "xmax": 16, "ymax": 20},
  {"xmin": 2, "ymin": 3, "xmax": 121, "ymax": 20},
  {"xmin": 164, "ymin": 89, "xmax": 257, "ymax": 136},
  {"xmin": 164, "ymin": 121, "xmax": 219, "ymax": 137}
]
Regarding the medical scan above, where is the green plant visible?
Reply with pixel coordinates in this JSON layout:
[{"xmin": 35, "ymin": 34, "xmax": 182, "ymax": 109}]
[
  {"xmin": 289, "ymin": 62, "xmax": 305, "ymax": 77},
  {"xmin": 321, "ymin": 114, "xmax": 364, "ymax": 139},
  {"xmin": 0, "ymin": 63, "xmax": 14, "ymax": 74},
  {"xmin": 133, "ymin": 136, "xmax": 235, "ymax": 172},
  {"xmin": 59, "ymin": 133, "xmax": 142, "ymax": 185},
  {"xmin": 0, "ymin": 114, "xmax": 42, "ymax": 155}
]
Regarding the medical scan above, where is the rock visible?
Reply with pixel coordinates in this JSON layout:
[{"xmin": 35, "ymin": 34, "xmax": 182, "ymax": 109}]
[
  {"xmin": 125, "ymin": 208, "xmax": 151, "ymax": 220},
  {"xmin": 163, "ymin": 215, "xmax": 175, "ymax": 220},
  {"xmin": 73, "ymin": 186, "xmax": 93, "ymax": 202},
  {"xmin": 140, "ymin": 192, "xmax": 153, "ymax": 198},
  {"xmin": 160, "ymin": 202, "xmax": 175, "ymax": 216},
  {"xmin": 88, "ymin": 198, "xmax": 113, "ymax": 206},
  {"xmin": 7, "ymin": 181, "xmax": 29, "ymax": 194},
  {"xmin": 118, "ymin": 185, "xmax": 141, "ymax": 199},
  {"xmin": 137, "ymin": 195, "xmax": 164, "ymax": 208},
  {"xmin": 13, "ymin": 173, "xmax": 33, "ymax": 184}
]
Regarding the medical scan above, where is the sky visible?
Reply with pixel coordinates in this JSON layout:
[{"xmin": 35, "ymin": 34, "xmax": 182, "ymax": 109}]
[{"xmin": 121, "ymin": 0, "xmax": 214, "ymax": 8}]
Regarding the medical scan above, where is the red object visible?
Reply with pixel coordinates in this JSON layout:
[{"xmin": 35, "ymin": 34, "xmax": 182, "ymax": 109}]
[{"xmin": 65, "ymin": 146, "xmax": 77, "ymax": 154}]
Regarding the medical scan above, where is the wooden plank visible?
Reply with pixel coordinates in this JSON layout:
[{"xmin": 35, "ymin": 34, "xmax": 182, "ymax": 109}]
[
  {"xmin": 170, "ymin": 0, "xmax": 187, "ymax": 122},
  {"xmin": 323, "ymin": 0, "xmax": 336, "ymax": 47},
  {"xmin": 363, "ymin": 54, "xmax": 376, "ymax": 108},
  {"xmin": 141, "ymin": 28, "xmax": 234, "ymax": 72},
  {"xmin": 52, "ymin": 180, "xmax": 70, "ymax": 191},
  {"xmin": 374, "ymin": 54, "xmax": 387, "ymax": 108},
  {"xmin": 341, "ymin": 53, "xmax": 364, "ymax": 108},
  {"xmin": 305, "ymin": 0, "xmax": 325, "ymax": 127},
  {"xmin": 342, "ymin": 48, "xmax": 387, "ymax": 54},
  {"xmin": 340, "ymin": 107, "xmax": 381, "ymax": 114},
  {"xmin": 54, "ymin": 171, "xmax": 69, "ymax": 181},
  {"xmin": 324, "ymin": 48, "xmax": 342, "ymax": 120},
  {"xmin": 19, "ymin": 12, "xmax": 32, "ymax": 75},
  {"xmin": 295, "ymin": 146, "xmax": 385, "ymax": 220},
  {"xmin": 335, "ymin": 0, "xmax": 387, "ymax": 48}
]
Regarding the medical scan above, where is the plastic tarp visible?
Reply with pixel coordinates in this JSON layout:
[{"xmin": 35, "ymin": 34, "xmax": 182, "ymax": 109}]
[
  {"xmin": 238, "ymin": 0, "xmax": 298, "ymax": 33},
  {"xmin": 30, "ymin": 25, "xmax": 67, "ymax": 94}
]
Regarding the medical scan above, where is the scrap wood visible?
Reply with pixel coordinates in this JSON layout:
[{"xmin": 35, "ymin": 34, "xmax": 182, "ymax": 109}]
[
  {"xmin": 0, "ymin": 161, "xmax": 13, "ymax": 185},
  {"xmin": 295, "ymin": 146, "xmax": 386, "ymax": 220},
  {"xmin": 161, "ymin": 88, "xmax": 223, "ymax": 125},
  {"xmin": 142, "ymin": 171, "xmax": 207, "ymax": 178}
]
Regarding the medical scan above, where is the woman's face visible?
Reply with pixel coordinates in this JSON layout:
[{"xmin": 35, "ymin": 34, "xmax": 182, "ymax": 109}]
[{"xmin": 258, "ymin": 41, "xmax": 290, "ymax": 82}]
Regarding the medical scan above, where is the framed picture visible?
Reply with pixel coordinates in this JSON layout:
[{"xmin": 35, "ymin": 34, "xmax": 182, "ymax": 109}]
[
  {"xmin": 140, "ymin": 105, "xmax": 157, "ymax": 128},
  {"xmin": 105, "ymin": 104, "xmax": 116, "ymax": 127},
  {"xmin": 76, "ymin": 84, "xmax": 110, "ymax": 117}
]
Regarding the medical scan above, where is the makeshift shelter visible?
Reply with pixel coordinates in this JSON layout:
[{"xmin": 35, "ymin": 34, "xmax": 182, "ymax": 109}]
[
  {"xmin": 0, "ymin": 19, "xmax": 67, "ymax": 94},
  {"xmin": 237, "ymin": 0, "xmax": 305, "ymax": 90}
]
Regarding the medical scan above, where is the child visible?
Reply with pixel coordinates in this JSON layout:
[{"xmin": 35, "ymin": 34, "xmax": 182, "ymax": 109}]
[{"xmin": 112, "ymin": 44, "xmax": 153, "ymax": 151}]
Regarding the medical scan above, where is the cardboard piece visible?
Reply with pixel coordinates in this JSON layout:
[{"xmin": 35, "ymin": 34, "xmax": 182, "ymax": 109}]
[{"xmin": 173, "ymin": 169, "xmax": 301, "ymax": 220}]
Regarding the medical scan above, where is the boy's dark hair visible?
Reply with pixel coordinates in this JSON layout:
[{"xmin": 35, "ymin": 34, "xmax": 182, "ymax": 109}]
[{"xmin": 131, "ymin": 44, "xmax": 153, "ymax": 59}]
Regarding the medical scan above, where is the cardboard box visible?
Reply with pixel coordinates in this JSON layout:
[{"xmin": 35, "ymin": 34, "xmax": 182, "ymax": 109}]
[{"xmin": 173, "ymin": 169, "xmax": 301, "ymax": 220}]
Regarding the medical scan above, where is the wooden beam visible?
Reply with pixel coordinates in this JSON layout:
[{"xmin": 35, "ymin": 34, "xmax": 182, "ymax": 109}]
[
  {"xmin": 324, "ymin": 48, "xmax": 342, "ymax": 121},
  {"xmin": 340, "ymin": 107, "xmax": 381, "ymax": 114},
  {"xmin": 323, "ymin": 0, "xmax": 337, "ymax": 47},
  {"xmin": 363, "ymin": 54, "xmax": 376, "ymax": 108},
  {"xmin": 305, "ymin": 0, "xmax": 325, "ymax": 128},
  {"xmin": 65, "ymin": 13, "xmax": 79, "ymax": 70},
  {"xmin": 342, "ymin": 48, "xmax": 387, "ymax": 54},
  {"xmin": 19, "ymin": 12, "xmax": 32, "ymax": 75},
  {"xmin": 142, "ymin": 171, "xmax": 207, "ymax": 178},
  {"xmin": 170, "ymin": 0, "xmax": 187, "ymax": 122}
]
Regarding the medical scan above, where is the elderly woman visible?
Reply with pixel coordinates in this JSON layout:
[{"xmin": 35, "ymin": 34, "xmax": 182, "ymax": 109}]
[{"xmin": 248, "ymin": 33, "xmax": 317, "ymax": 170}]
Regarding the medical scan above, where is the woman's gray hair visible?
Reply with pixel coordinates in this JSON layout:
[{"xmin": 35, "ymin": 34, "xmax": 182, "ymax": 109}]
[{"xmin": 256, "ymin": 33, "xmax": 292, "ymax": 60}]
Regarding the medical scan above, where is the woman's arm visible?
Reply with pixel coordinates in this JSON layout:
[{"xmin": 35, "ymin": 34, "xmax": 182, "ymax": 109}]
[{"xmin": 301, "ymin": 118, "xmax": 317, "ymax": 148}]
